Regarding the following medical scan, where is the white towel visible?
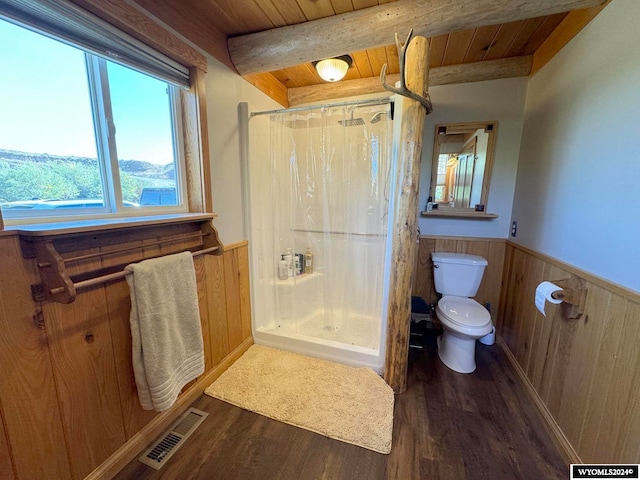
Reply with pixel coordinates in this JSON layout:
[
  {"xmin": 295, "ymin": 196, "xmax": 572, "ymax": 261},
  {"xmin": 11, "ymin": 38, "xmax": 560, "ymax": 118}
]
[{"xmin": 125, "ymin": 251, "xmax": 204, "ymax": 412}]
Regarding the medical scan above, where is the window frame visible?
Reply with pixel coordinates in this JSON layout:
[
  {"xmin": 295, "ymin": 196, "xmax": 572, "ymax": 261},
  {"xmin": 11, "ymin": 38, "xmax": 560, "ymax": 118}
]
[
  {"xmin": 86, "ymin": 54, "xmax": 190, "ymax": 217},
  {"xmin": 0, "ymin": 3, "xmax": 210, "ymax": 227}
]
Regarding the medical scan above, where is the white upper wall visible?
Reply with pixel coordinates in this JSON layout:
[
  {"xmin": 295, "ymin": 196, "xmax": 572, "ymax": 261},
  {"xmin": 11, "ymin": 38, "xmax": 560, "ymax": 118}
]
[
  {"xmin": 418, "ymin": 77, "xmax": 528, "ymax": 238},
  {"xmin": 205, "ymin": 56, "xmax": 280, "ymax": 244},
  {"xmin": 511, "ymin": 1, "xmax": 640, "ymax": 292}
]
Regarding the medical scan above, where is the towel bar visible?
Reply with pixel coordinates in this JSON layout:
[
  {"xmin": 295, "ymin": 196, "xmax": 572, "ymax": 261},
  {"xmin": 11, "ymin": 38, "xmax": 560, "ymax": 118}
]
[{"xmin": 47, "ymin": 246, "xmax": 220, "ymax": 296}]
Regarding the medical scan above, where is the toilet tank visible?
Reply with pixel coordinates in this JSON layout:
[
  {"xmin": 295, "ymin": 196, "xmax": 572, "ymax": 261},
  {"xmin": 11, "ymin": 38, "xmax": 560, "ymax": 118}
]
[{"xmin": 431, "ymin": 252, "xmax": 488, "ymax": 297}]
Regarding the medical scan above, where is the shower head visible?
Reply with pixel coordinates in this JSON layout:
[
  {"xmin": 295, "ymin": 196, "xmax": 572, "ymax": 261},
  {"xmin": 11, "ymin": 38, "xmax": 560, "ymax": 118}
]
[
  {"xmin": 338, "ymin": 118, "xmax": 365, "ymax": 127},
  {"xmin": 370, "ymin": 111, "xmax": 387, "ymax": 124},
  {"xmin": 338, "ymin": 106, "xmax": 365, "ymax": 127}
]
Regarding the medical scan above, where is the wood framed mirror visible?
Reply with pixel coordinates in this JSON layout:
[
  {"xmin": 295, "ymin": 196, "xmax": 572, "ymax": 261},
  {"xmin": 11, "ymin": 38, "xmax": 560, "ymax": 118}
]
[{"xmin": 428, "ymin": 121, "xmax": 497, "ymax": 214}]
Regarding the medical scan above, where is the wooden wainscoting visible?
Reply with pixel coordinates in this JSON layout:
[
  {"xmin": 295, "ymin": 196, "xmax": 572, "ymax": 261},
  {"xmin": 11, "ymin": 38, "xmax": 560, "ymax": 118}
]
[
  {"xmin": 0, "ymin": 233, "xmax": 252, "ymax": 480},
  {"xmin": 497, "ymin": 241, "xmax": 640, "ymax": 464},
  {"xmin": 412, "ymin": 236, "xmax": 506, "ymax": 322}
]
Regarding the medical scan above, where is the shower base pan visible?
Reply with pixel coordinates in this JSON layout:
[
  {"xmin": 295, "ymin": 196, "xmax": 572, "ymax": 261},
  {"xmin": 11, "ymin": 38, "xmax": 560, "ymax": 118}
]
[{"xmin": 254, "ymin": 315, "xmax": 384, "ymax": 374}]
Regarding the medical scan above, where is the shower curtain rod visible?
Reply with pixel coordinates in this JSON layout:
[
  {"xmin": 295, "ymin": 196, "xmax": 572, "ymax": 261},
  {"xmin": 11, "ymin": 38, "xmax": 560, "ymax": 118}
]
[{"xmin": 249, "ymin": 96, "xmax": 394, "ymax": 118}]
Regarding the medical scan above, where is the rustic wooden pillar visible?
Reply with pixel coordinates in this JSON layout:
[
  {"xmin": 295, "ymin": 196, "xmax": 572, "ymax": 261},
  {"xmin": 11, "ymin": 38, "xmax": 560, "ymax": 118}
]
[{"xmin": 383, "ymin": 35, "xmax": 430, "ymax": 394}]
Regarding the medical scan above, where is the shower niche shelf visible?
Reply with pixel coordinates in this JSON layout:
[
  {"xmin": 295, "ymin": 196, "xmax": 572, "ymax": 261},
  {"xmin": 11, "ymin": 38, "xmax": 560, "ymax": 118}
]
[
  {"xmin": 273, "ymin": 273, "xmax": 323, "ymax": 286},
  {"xmin": 421, "ymin": 210, "xmax": 498, "ymax": 219}
]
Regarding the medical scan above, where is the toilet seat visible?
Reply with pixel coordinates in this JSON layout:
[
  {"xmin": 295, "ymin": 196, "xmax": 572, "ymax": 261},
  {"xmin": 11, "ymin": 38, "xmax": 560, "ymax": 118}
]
[{"xmin": 436, "ymin": 296, "xmax": 492, "ymax": 334}]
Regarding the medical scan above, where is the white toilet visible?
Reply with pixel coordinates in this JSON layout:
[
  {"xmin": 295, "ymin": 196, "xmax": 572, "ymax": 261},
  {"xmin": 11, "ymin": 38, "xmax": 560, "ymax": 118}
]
[{"xmin": 431, "ymin": 252, "xmax": 493, "ymax": 374}]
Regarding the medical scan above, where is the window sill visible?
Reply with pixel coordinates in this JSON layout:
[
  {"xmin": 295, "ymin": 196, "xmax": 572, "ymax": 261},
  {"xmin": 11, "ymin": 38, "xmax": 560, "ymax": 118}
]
[
  {"xmin": 420, "ymin": 210, "xmax": 498, "ymax": 219},
  {"xmin": 4, "ymin": 213, "xmax": 217, "ymax": 238}
]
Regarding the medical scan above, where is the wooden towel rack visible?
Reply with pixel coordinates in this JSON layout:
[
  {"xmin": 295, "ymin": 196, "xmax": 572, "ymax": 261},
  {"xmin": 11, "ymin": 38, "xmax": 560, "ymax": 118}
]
[
  {"xmin": 48, "ymin": 245, "xmax": 219, "ymax": 297},
  {"xmin": 19, "ymin": 214, "xmax": 223, "ymax": 304}
]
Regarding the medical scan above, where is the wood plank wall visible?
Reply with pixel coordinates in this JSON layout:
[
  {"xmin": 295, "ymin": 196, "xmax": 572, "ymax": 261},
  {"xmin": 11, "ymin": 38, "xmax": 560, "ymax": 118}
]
[
  {"xmin": 412, "ymin": 236, "xmax": 506, "ymax": 322},
  {"xmin": 0, "ymin": 233, "xmax": 252, "ymax": 480},
  {"xmin": 497, "ymin": 241, "xmax": 640, "ymax": 464}
]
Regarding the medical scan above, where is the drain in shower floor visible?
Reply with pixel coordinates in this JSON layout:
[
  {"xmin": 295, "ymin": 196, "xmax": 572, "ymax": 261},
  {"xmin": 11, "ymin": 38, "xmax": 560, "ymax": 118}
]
[{"xmin": 323, "ymin": 325, "xmax": 339, "ymax": 331}]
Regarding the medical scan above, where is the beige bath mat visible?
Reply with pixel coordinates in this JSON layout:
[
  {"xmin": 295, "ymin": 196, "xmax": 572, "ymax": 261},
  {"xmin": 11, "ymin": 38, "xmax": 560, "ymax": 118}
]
[{"xmin": 204, "ymin": 345, "xmax": 394, "ymax": 454}]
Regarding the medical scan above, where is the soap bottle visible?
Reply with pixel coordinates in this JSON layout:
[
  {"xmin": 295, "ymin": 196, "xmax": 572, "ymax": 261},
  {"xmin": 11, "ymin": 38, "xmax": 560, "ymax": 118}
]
[
  {"xmin": 278, "ymin": 255, "xmax": 288, "ymax": 280},
  {"xmin": 285, "ymin": 248, "xmax": 293, "ymax": 277},
  {"xmin": 294, "ymin": 254, "xmax": 301, "ymax": 275},
  {"xmin": 426, "ymin": 196, "xmax": 433, "ymax": 212},
  {"xmin": 304, "ymin": 248, "xmax": 313, "ymax": 274}
]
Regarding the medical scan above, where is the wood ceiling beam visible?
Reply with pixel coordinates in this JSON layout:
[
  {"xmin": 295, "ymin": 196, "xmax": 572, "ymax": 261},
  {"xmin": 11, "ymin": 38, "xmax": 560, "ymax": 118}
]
[
  {"xmin": 228, "ymin": 0, "xmax": 606, "ymax": 75},
  {"xmin": 288, "ymin": 56, "xmax": 533, "ymax": 106}
]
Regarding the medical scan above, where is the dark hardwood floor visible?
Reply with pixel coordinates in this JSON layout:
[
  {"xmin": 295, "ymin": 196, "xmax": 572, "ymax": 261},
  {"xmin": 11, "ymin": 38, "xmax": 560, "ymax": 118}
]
[{"xmin": 115, "ymin": 330, "xmax": 568, "ymax": 479}]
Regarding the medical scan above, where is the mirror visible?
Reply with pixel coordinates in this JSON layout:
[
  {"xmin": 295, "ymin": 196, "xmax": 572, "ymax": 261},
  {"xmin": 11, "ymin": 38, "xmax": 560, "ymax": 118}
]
[{"xmin": 429, "ymin": 121, "xmax": 497, "ymax": 211}]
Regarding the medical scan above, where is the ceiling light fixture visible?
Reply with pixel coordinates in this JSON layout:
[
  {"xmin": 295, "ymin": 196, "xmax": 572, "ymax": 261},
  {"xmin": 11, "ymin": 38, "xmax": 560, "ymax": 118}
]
[{"xmin": 312, "ymin": 55, "xmax": 353, "ymax": 82}]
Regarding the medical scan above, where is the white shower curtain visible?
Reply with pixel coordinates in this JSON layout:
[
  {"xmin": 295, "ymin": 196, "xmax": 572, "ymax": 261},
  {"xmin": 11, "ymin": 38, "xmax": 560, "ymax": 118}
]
[{"xmin": 249, "ymin": 102, "xmax": 394, "ymax": 351}]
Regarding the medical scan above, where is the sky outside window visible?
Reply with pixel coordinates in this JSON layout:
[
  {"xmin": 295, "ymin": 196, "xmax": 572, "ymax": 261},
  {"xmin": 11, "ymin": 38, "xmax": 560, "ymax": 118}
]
[
  {"xmin": 107, "ymin": 61, "xmax": 175, "ymax": 166},
  {"xmin": 0, "ymin": 20, "xmax": 97, "ymax": 158}
]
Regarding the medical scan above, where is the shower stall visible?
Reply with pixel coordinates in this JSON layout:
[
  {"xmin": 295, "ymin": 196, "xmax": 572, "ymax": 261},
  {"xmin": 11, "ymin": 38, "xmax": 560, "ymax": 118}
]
[{"xmin": 243, "ymin": 99, "xmax": 398, "ymax": 373}]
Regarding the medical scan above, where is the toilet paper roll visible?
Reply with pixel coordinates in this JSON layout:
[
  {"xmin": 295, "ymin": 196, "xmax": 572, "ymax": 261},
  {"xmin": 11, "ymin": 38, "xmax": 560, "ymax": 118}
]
[{"xmin": 535, "ymin": 281, "xmax": 563, "ymax": 317}]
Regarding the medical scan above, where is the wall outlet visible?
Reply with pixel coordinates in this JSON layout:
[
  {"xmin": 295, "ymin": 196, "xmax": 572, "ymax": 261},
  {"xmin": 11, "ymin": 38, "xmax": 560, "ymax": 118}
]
[{"xmin": 511, "ymin": 220, "xmax": 517, "ymax": 237}]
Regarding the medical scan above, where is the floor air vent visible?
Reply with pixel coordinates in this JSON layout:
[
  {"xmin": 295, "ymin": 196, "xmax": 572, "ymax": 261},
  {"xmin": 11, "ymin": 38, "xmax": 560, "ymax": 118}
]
[{"xmin": 138, "ymin": 407, "xmax": 209, "ymax": 470}]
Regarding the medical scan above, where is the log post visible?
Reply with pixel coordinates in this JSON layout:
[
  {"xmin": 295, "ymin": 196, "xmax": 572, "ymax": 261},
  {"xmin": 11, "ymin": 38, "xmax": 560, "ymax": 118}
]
[{"xmin": 383, "ymin": 35, "xmax": 430, "ymax": 394}]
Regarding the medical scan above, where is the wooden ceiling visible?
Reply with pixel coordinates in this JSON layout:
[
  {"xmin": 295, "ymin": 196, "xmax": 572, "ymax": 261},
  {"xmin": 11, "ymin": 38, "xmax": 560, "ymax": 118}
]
[
  {"xmin": 129, "ymin": 0, "xmax": 609, "ymax": 107},
  {"xmin": 270, "ymin": 13, "xmax": 569, "ymax": 88}
]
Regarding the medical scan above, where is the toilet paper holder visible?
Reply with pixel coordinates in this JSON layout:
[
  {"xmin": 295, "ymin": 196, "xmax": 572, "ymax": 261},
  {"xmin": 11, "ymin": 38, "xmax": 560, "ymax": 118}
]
[{"xmin": 549, "ymin": 276, "xmax": 588, "ymax": 319}]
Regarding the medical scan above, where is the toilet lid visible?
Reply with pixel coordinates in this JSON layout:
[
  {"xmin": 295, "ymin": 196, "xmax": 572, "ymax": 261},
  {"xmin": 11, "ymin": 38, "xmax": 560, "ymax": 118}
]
[{"xmin": 437, "ymin": 296, "xmax": 491, "ymax": 328}]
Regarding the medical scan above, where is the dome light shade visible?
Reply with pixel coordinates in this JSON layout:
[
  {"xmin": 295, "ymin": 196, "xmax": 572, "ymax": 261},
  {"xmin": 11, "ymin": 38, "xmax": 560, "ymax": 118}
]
[{"xmin": 313, "ymin": 55, "xmax": 352, "ymax": 82}]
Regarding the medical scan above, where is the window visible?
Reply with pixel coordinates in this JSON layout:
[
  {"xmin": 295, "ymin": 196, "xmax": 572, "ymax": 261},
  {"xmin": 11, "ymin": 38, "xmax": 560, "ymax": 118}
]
[
  {"xmin": 0, "ymin": 17, "xmax": 188, "ymax": 222},
  {"xmin": 435, "ymin": 153, "xmax": 453, "ymax": 203}
]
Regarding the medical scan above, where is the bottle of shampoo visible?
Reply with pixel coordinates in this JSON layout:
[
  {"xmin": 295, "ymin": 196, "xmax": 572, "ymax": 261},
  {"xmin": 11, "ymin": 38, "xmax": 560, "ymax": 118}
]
[
  {"xmin": 294, "ymin": 254, "xmax": 301, "ymax": 275},
  {"xmin": 285, "ymin": 248, "xmax": 293, "ymax": 277},
  {"xmin": 426, "ymin": 196, "xmax": 433, "ymax": 212},
  {"xmin": 304, "ymin": 248, "xmax": 313, "ymax": 274},
  {"xmin": 278, "ymin": 255, "xmax": 288, "ymax": 280}
]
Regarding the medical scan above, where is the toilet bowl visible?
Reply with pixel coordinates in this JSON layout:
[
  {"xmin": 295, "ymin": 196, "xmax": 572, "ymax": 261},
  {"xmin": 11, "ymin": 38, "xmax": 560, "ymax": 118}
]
[
  {"xmin": 431, "ymin": 252, "xmax": 492, "ymax": 374},
  {"xmin": 435, "ymin": 296, "xmax": 492, "ymax": 373}
]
